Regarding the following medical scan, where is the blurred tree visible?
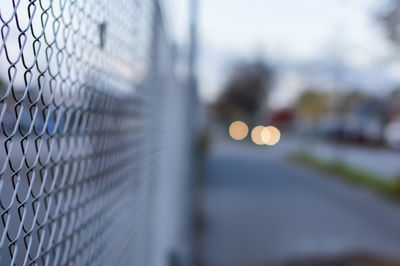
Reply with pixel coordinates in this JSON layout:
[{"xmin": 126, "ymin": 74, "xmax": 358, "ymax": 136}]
[
  {"xmin": 294, "ymin": 89, "xmax": 329, "ymax": 121},
  {"xmin": 378, "ymin": 0, "xmax": 400, "ymax": 45},
  {"xmin": 214, "ymin": 60, "xmax": 274, "ymax": 123},
  {"xmin": 336, "ymin": 90, "xmax": 365, "ymax": 114}
]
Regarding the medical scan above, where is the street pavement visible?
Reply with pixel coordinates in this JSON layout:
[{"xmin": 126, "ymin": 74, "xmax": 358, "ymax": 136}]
[{"xmin": 200, "ymin": 137, "xmax": 400, "ymax": 266}]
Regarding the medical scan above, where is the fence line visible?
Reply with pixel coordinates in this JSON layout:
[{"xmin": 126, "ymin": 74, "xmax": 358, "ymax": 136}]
[{"xmin": 0, "ymin": 0, "xmax": 191, "ymax": 265}]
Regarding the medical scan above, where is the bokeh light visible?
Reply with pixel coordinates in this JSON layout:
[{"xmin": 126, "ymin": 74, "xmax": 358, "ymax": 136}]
[
  {"xmin": 251, "ymin": 126, "xmax": 265, "ymax": 145},
  {"xmin": 261, "ymin": 127, "xmax": 271, "ymax": 144},
  {"xmin": 229, "ymin": 121, "xmax": 248, "ymax": 140},
  {"xmin": 263, "ymin": 126, "xmax": 281, "ymax": 145}
]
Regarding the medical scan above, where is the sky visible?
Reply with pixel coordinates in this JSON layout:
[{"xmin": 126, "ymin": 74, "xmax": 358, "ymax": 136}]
[{"xmin": 168, "ymin": 0, "xmax": 400, "ymax": 106}]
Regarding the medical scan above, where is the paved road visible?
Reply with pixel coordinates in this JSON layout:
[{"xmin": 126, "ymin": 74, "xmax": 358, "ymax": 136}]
[{"xmin": 200, "ymin": 139, "xmax": 400, "ymax": 266}]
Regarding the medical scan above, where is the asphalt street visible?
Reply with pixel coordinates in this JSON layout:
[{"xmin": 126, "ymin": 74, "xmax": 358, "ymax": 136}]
[{"xmin": 200, "ymin": 139, "xmax": 400, "ymax": 266}]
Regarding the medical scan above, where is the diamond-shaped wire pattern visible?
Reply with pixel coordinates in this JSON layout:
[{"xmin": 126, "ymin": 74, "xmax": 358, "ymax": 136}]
[{"xmin": 0, "ymin": 0, "xmax": 180, "ymax": 265}]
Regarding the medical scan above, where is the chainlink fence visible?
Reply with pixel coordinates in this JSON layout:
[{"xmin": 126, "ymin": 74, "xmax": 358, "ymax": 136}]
[{"xmin": 0, "ymin": 0, "xmax": 192, "ymax": 265}]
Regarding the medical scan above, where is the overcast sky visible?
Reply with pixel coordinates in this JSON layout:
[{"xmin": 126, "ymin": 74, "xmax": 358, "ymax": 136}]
[{"xmin": 169, "ymin": 0, "xmax": 400, "ymax": 106}]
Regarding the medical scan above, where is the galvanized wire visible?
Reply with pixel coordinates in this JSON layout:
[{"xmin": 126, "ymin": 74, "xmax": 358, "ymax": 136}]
[{"xmin": 0, "ymin": 0, "xmax": 180, "ymax": 265}]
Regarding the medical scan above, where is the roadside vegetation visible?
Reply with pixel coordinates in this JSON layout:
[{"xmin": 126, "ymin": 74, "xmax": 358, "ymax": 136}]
[{"xmin": 289, "ymin": 152, "xmax": 400, "ymax": 200}]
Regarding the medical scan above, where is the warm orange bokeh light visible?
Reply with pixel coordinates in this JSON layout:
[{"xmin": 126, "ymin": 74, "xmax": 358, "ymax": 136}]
[
  {"xmin": 229, "ymin": 121, "xmax": 249, "ymax": 140},
  {"xmin": 261, "ymin": 127, "xmax": 271, "ymax": 144},
  {"xmin": 251, "ymin": 126, "xmax": 265, "ymax": 145},
  {"xmin": 263, "ymin": 126, "xmax": 281, "ymax": 145}
]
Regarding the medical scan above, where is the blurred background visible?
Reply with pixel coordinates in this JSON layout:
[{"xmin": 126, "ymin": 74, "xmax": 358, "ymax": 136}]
[{"xmin": 173, "ymin": 0, "xmax": 400, "ymax": 265}]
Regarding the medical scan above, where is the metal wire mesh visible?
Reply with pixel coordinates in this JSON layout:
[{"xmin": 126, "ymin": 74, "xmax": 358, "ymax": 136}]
[{"xmin": 0, "ymin": 0, "xmax": 183, "ymax": 265}]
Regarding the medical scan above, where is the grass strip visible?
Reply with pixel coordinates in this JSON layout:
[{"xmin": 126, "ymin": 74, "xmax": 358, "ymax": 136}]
[{"xmin": 289, "ymin": 151, "xmax": 400, "ymax": 200}]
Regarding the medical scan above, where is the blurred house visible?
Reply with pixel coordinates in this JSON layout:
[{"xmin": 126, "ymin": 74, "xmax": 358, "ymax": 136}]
[
  {"xmin": 265, "ymin": 108, "xmax": 295, "ymax": 131},
  {"xmin": 341, "ymin": 97, "xmax": 386, "ymax": 144},
  {"xmin": 384, "ymin": 90, "xmax": 400, "ymax": 149},
  {"xmin": 306, "ymin": 92, "xmax": 388, "ymax": 146}
]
